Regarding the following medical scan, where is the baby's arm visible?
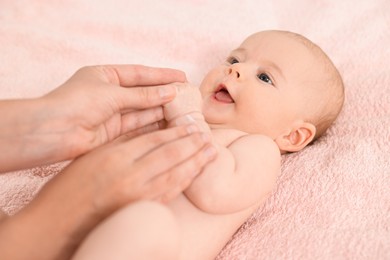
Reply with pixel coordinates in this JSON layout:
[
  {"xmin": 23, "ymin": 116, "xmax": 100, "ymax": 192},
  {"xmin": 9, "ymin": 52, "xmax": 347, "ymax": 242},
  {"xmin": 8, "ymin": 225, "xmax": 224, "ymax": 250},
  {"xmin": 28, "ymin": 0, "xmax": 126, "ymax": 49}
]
[
  {"xmin": 163, "ymin": 82, "xmax": 203, "ymax": 127},
  {"xmin": 184, "ymin": 133, "xmax": 280, "ymax": 214},
  {"xmin": 163, "ymin": 83, "xmax": 280, "ymax": 214}
]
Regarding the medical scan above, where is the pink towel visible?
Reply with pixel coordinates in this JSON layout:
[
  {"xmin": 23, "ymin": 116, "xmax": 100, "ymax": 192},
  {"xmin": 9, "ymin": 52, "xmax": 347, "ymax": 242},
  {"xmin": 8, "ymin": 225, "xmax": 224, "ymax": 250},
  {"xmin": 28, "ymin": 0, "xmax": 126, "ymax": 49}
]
[{"xmin": 1, "ymin": 0, "xmax": 389, "ymax": 259}]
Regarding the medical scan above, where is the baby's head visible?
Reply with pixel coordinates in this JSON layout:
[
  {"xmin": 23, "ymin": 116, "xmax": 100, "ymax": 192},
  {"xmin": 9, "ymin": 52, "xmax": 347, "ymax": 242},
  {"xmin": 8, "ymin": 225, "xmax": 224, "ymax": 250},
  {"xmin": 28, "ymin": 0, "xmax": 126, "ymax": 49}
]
[{"xmin": 200, "ymin": 30, "xmax": 344, "ymax": 153}]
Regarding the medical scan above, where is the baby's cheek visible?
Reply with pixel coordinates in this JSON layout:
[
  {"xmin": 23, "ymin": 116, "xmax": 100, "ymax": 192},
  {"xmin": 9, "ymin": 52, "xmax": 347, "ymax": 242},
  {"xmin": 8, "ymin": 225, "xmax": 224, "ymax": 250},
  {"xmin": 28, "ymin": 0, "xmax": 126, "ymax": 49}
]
[{"xmin": 200, "ymin": 78, "xmax": 211, "ymax": 91}]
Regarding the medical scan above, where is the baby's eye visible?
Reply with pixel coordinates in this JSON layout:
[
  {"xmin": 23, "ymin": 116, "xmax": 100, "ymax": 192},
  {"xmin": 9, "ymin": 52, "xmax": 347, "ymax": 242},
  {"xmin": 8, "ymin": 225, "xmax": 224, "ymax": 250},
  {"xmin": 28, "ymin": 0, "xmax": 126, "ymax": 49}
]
[
  {"xmin": 257, "ymin": 73, "xmax": 273, "ymax": 85},
  {"xmin": 227, "ymin": 57, "xmax": 239, "ymax": 64}
]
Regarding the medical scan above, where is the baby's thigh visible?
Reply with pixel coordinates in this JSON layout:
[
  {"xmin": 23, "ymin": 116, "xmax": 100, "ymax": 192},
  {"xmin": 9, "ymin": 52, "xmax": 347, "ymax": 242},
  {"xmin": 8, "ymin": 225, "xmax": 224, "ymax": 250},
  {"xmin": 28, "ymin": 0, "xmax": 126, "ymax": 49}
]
[{"xmin": 72, "ymin": 200, "xmax": 180, "ymax": 260}]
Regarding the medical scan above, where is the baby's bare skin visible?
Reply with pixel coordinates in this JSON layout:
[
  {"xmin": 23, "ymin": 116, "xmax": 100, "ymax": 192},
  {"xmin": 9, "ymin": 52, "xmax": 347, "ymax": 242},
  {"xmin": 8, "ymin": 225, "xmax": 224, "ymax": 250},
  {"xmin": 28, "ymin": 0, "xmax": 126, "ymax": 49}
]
[
  {"xmin": 73, "ymin": 128, "xmax": 280, "ymax": 260},
  {"xmin": 168, "ymin": 128, "xmax": 279, "ymax": 259},
  {"xmin": 73, "ymin": 30, "xmax": 344, "ymax": 259}
]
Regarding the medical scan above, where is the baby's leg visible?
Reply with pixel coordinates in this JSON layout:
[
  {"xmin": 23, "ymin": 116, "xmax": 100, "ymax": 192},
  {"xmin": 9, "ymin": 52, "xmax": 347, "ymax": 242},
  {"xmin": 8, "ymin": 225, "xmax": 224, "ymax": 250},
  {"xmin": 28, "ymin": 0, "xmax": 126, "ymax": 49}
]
[{"xmin": 72, "ymin": 201, "xmax": 180, "ymax": 260}]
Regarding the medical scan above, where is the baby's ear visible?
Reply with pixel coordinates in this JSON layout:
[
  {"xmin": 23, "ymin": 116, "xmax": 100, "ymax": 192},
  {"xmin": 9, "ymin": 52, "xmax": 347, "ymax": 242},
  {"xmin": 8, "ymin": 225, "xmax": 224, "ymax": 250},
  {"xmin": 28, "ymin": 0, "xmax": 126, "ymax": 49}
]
[{"xmin": 274, "ymin": 122, "xmax": 316, "ymax": 153}]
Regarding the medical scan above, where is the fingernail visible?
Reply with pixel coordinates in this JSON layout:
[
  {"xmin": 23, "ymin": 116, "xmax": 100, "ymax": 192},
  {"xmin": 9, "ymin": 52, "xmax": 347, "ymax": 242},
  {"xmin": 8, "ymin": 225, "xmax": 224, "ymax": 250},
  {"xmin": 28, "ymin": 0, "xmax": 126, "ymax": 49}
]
[
  {"xmin": 176, "ymin": 114, "xmax": 196, "ymax": 125},
  {"xmin": 203, "ymin": 145, "xmax": 217, "ymax": 158},
  {"xmin": 159, "ymin": 86, "xmax": 176, "ymax": 99},
  {"xmin": 186, "ymin": 124, "xmax": 199, "ymax": 134}
]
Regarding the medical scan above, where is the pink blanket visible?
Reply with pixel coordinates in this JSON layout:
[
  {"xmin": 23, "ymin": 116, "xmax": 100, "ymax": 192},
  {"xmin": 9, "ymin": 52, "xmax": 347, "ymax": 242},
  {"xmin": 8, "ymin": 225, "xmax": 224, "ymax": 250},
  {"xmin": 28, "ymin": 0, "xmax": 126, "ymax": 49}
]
[{"xmin": 1, "ymin": 0, "xmax": 389, "ymax": 258}]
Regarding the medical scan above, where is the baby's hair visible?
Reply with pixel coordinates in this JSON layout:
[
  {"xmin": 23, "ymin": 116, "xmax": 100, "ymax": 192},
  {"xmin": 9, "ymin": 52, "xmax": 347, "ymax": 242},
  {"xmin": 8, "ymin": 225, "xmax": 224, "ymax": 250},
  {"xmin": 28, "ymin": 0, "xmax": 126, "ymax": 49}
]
[
  {"xmin": 279, "ymin": 30, "xmax": 345, "ymax": 142},
  {"xmin": 312, "ymin": 69, "xmax": 344, "ymax": 141}
]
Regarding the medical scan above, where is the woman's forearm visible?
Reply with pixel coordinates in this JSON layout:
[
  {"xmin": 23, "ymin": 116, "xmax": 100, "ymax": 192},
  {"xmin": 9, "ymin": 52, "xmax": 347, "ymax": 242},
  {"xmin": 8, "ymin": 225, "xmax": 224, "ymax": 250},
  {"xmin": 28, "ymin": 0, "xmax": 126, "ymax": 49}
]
[
  {"xmin": 0, "ymin": 98, "xmax": 74, "ymax": 172},
  {"xmin": 0, "ymin": 99, "xmax": 95, "ymax": 258},
  {"xmin": 0, "ymin": 173, "xmax": 101, "ymax": 260}
]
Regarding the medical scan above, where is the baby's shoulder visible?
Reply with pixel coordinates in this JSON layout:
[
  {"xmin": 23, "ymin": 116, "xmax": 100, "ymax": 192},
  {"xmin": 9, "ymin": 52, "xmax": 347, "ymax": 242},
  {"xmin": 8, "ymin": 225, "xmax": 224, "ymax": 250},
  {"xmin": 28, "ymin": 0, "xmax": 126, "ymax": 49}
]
[
  {"xmin": 234, "ymin": 133, "xmax": 278, "ymax": 148},
  {"xmin": 211, "ymin": 128, "xmax": 247, "ymax": 147},
  {"xmin": 211, "ymin": 128, "xmax": 279, "ymax": 156},
  {"xmin": 230, "ymin": 134, "xmax": 281, "ymax": 162},
  {"xmin": 229, "ymin": 134, "xmax": 281, "ymax": 192}
]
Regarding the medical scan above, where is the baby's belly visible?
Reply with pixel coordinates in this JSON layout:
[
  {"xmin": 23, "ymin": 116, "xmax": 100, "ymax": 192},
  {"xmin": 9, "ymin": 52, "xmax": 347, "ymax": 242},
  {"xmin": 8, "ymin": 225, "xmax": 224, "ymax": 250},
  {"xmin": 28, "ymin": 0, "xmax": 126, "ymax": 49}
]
[{"xmin": 168, "ymin": 193, "xmax": 257, "ymax": 260}]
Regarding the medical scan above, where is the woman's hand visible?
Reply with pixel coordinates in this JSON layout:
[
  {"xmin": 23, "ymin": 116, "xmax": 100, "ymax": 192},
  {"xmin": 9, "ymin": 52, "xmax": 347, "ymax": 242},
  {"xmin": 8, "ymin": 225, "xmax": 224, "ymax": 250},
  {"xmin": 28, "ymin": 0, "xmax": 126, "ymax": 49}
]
[
  {"xmin": 42, "ymin": 65, "xmax": 187, "ymax": 158},
  {"xmin": 0, "ymin": 65, "xmax": 186, "ymax": 172},
  {"xmin": 0, "ymin": 125, "xmax": 216, "ymax": 260},
  {"xmin": 53, "ymin": 125, "xmax": 216, "ymax": 214}
]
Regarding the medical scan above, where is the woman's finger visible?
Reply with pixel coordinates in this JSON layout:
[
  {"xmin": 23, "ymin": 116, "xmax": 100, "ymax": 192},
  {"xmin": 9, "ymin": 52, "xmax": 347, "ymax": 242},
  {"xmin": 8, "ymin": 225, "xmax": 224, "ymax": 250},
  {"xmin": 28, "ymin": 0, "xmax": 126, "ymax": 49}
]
[
  {"xmin": 130, "ymin": 131, "xmax": 214, "ymax": 179},
  {"xmin": 113, "ymin": 85, "xmax": 177, "ymax": 110},
  {"xmin": 120, "ymin": 107, "xmax": 164, "ymax": 134},
  {"xmin": 148, "ymin": 144, "xmax": 217, "ymax": 202},
  {"xmin": 121, "ymin": 122, "xmax": 161, "ymax": 140},
  {"xmin": 99, "ymin": 64, "xmax": 186, "ymax": 86},
  {"xmin": 117, "ymin": 125, "xmax": 202, "ymax": 158}
]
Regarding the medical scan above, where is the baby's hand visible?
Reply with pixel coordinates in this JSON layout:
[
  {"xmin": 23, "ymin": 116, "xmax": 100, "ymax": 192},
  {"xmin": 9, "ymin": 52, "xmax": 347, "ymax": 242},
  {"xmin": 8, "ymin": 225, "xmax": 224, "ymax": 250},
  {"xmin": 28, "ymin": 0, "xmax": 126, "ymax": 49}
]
[{"xmin": 163, "ymin": 82, "xmax": 203, "ymax": 123}]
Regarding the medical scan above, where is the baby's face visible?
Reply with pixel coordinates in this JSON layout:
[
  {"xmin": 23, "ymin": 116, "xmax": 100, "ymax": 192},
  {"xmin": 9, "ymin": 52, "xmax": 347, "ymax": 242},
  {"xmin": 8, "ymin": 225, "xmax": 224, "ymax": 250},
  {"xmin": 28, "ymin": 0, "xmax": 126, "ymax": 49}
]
[{"xmin": 200, "ymin": 31, "xmax": 323, "ymax": 139}]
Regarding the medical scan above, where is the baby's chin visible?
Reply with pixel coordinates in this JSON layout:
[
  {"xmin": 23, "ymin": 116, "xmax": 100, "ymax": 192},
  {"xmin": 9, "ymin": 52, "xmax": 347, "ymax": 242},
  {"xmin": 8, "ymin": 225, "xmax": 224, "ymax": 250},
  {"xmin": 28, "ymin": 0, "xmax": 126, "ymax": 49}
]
[{"xmin": 202, "ymin": 108, "xmax": 237, "ymax": 130}]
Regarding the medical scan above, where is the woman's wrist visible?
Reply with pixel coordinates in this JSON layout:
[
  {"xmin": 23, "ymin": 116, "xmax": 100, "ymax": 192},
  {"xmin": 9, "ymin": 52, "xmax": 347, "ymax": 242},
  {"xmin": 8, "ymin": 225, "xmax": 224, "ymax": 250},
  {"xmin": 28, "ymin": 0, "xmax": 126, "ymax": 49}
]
[{"xmin": 0, "ymin": 98, "xmax": 74, "ymax": 172}]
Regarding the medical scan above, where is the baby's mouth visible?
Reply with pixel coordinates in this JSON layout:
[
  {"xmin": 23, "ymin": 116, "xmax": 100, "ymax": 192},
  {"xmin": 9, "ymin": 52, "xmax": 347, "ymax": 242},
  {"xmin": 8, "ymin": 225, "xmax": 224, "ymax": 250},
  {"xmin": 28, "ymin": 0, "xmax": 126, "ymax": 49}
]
[{"xmin": 214, "ymin": 84, "xmax": 234, "ymax": 103}]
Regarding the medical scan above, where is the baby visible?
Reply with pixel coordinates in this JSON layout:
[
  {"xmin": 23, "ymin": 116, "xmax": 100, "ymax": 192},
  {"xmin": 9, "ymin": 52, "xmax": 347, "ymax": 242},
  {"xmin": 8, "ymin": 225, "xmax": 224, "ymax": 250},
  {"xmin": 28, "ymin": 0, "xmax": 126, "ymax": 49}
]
[{"xmin": 72, "ymin": 30, "xmax": 344, "ymax": 259}]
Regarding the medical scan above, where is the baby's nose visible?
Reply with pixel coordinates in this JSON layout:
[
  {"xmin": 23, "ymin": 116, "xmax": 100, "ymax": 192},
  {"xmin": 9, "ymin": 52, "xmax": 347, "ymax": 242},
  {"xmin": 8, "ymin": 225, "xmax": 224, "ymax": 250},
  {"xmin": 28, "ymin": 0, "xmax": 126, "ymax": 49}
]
[{"xmin": 228, "ymin": 67, "xmax": 240, "ymax": 78}]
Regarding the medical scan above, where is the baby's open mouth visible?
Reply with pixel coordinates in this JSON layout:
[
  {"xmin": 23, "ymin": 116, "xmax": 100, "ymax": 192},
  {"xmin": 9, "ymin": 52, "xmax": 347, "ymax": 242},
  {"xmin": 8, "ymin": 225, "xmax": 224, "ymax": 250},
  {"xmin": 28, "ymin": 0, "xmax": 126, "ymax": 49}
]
[{"xmin": 214, "ymin": 84, "xmax": 234, "ymax": 103}]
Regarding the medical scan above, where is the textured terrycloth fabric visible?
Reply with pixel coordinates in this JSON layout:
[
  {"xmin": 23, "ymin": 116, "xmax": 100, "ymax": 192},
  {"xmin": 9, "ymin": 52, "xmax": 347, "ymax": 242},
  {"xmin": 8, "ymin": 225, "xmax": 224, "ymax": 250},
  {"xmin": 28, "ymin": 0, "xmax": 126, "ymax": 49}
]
[{"xmin": 0, "ymin": 0, "xmax": 389, "ymax": 259}]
